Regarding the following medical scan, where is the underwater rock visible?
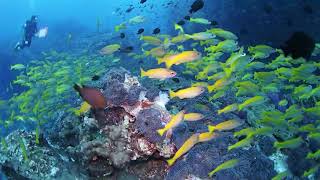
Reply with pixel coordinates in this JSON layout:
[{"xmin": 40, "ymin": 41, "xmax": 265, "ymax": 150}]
[
  {"xmin": 166, "ymin": 133, "xmax": 276, "ymax": 180},
  {"xmin": 64, "ymin": 68, "xmax": 174, "ymax": 178},
  {"xmin": 257, "ymin": 136, "xmax": 276, "ymax": 156},
  {"xmin": 144, "ymin": 86, "xmax": 161, "ymax": 101},
  {"xmin": 102, "ymin": 67, "xmax": 144, "ymax": 108},
  {"xmin": 104, "ymin": 79, "xmax": 128, "ymax": 106},
  {"xmin": 127, "ymin": 85, "xmax": 147, "ymax": 106},
  {"xmin": 127, "ymin": 160, "xmax": 167, "ymax": 180},
  {"xmin": 135, "ymin": 108, "xmax": 166, "ymax": 144},
  {"xmin": 0, "ymin": 130, "xmax": 64, "ymax": 179},
  {"xmin": 286, "ymin": 144, "xmax": 313, "ymax": 177},
  {"xmin": 45, "ymin": 112, "xmax": 82, "ymax": 148},
  {"xmin": 104, "ymin": 67, "xmax": 128, "ymax": 86},
  {"xmin": 2, "ymin": 67, "xmax": 175, "ymax": 179},
  {"xmin": 98, "ymin": 107, "xmax": 129, "ymax": 127}
]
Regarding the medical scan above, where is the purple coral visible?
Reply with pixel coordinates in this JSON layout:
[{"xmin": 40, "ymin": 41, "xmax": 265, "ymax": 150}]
[
  {"xmin": 134, "ymin": 108, "xmax": 165, "ymax": 144},
  {"xmin": 104, "ymin": 80, "xmax": 128, "ymax": 106}
]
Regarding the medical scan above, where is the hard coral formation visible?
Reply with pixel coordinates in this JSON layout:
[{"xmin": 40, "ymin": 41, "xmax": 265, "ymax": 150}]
[
  {"xmin": 135, "ymin": 108, "xmax": 166, "ymax": 143},
  {"xmin": 0, "ymin": 130, "xmax": 64, "ymax": 179},
  {"xmin": 167, "ymin": 132, "xmax": 276, "ymax": 180},
  {"xmin": 45, "ymin": 67, "xmax": 174, "ymax": 178},
  {"xmin": 0, "ymin": 67, "xmax": 174, "ymax": 179}
]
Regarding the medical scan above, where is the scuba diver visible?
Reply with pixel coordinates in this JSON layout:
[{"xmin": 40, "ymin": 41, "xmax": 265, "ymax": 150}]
[{"xmin": 15, "ymin": 15, "xmax": 39, "ymax": 51}]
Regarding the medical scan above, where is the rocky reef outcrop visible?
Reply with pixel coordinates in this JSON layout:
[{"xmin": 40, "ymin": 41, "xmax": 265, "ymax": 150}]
[
  {"xmin": 0, "ymin": 67, "xmax": 175, "ymax": 179},
  {"xmin": 0, "ymin": 67, "xmax": 278, "ymax": 179}
]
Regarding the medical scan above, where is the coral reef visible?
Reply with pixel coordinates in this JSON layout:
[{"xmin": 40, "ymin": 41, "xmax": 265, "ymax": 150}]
[
  {"xmin": 0, "ymin": 130, "xmax": 64, "ymax": 179},
  {"xmin": 2, "ymin": 67, "xmax": 175, "ymax": 179},
  {"xmin": 167, "ymin": 132, "xmax": 276, "ymax": 180}
]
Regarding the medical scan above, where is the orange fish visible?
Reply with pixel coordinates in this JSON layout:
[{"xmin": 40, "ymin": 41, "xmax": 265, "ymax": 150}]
[{"xmin": 74, "ymin": 84, "xmax": 107, "ymax": 109}]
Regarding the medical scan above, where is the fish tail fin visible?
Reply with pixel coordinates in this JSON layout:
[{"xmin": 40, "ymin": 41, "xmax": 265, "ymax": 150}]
[
  {"xmin": 217, "ymin": 110, "xmax": 222, "ymax": 115},
  {"xmin": 185, "ymin": 34, "xmax": 192, "ymax": 39},
  {"xmin": 207, "ymin": 85, "xmax": 214, "ymax": 93},
  {"xmin": 157, "ymin": 128, "xmax": 166, "ymax": 136},
  {"xmin": 169, "ymin": 90, "xmax": 175, "ymax": 99},
  {"xmin": 74, "ymin": 110, "xmax": 81, "ymax": 116},
  {"xmin": 174, "ymin": 23, "xmax": 179, "ymax": 30},
  {"xmin": 174, "ymin": 24, "xmax": 184, "ymax": 33},
  {"xmin": 157, "ymin": 57, "xmax": 164, "ymax": 64},
  {"xmin": 223, "ymin": 66, "xmax": 232, "ymax": 78},
  {"xmin": 167, "ymin": 158, "xmax": 176, "ymax": 166},
  {"xmin": 273, "ymin": 141, "xmax": 280, "ymax": 149},
  {"xmin": 140, "ymin": 68, "xmax": 146, "ymax": 77},
  {"xmin": 165, "ymin": 61, "xmax": 172, "ymax": 69},
  {"xmin": 142, "ymin": 48, "xmax": 150, "ymax": 56},
  {"xmin": 208, "ymin": 125, "xmax": 215, "ymax": 132},
  {"xmin": 238, "ymin": 104, "xmax": 244, "ymax": 111},
  {"xmin": 208, "ymin": 170, "xmax": 217, "ymax": 177}
]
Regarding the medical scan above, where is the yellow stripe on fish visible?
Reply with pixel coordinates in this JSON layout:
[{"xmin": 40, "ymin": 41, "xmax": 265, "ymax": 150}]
[
  {"xmin": 208, "ymin": 120, "xmax": 243, "ymax": 132},
  {"xmin": 157, "ymin": 110, "xmax": 186, "ymax": 136},
  {"xmin": 184, "ymin": 113, "xmax": 205, "ymax": 121},
  {"xmin": 170, "ymin": 86, "xmax": 205, "ymax": 99},
  {"xmin": 167, "ymin": 133, "xmax": 200, "ymax": 166},
  {"xmin": 158, "ymin": 51, "xmax": 202, "ymax": 69},
  {"xmin": 198, "ymin": 132, "xmax": 218, "ymax": 142},
  {"xmin": 140, "ymin": 68, "xmax": 176, "ymax": 80},
  {"xmin": 217, "ymin": 103, "xmax": 238, "ymax": 115}
]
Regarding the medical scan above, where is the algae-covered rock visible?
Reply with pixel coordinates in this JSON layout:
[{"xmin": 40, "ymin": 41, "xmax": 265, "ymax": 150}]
[
  {"xmin": 0, "ymin": 130, "xmax": 63, "ymax": 179},
  {"xmin": 135, "ymin": 108, "xmax": 166, "ymax": 144},
  {"xmin": 166, "ymin": 132, "xmax": 276, "ymax": 180}
]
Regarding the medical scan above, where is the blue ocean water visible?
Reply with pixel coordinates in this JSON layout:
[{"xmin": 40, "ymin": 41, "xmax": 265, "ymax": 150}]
[
  {"xmin": 1, "ymin": 0, "xmax": 319, "ymax": 98},
  {"xmin": 0, "ymin": 0, "xmax": 319, "ymax": 179}
]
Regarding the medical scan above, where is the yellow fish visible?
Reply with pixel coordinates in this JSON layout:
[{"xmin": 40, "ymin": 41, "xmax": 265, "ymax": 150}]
[
  {"xmin": 186, "ymin": 32, "xmax": 216, "ymax": 41},
  {"xmin": 11, "ymin": 64, "xmax": 26, "ymax": 70},
  {"xmin": 157, "ymin": 110, "xmax": 186, "ymax": 136},
  {"xmin": 217, "ymin": 103, "xmax": 238, "ymax": 115},
  {"xmin": 207, "ymin": 78, "xmax": 231, "ymax": 93},
  {"xmin": 115, "ymin": 23, "xmax": 126, "ymax": 32},
  {"xmin": 171, "ymin": 34, "xmax": 189, "ymax": 44},
  {"xmin": 205, "ymin": 40, "xmax": 238, "ymax": 53},
  {"xmin": 191, "ymin": 82, "xmax": 209, "ymax": 88},
  {"xmin": 75, "ymin": 101, "xmax": 91, "ymax": 116},
  {"xmin": 208, "ymin": 159, "xmax": 239, "ymax": 177},
  {"xmin": 174, "ymin": 23, "xmax": 184, "ymax": 33},
  {"xmin": 128, "ymin": 16, "xmax": 145, "ymax": 24},
  {"xmin": 274, "ymin": 137, "xmax": 303, "ymax": 150},
  {"xmin": 158, "ymin": 51, "xmax": 202, "ymax": 69},
  {"xmin": 189, "ymin": 17, "xmax": 212, "ymax": 25},
  {"xmin": 100, "ymin": 44, "xmax": 120, "ymax": 55},
  {"xmin": 208, "ymin": 120, "xmax": 243, "ymax": 132},
  {"xmin": 169, "ymin": 86, "xmax": 205, "ymax": 99},
  {"xmin": 207, "ymin": 28, "xmax": 238, "ymax": 40},
  {"xmin": 167, "ymin": 133, "xmax": 199, "ymax": 166},
  {"xmin": 228, "ymin": 136, "xmax": 253, "ymax": 151},
  {"xmin": 238, "ymin": 96, "xmax": 265, "ymax": 111},
  {"xmin": 140, "ymin": 35, "xmax": 162, "ymax": 46},
  {"xmin": 144, "ymin": 47, "xmax": 166, "ymax": 57},
  {"xmin": 184, "ymin": 113, "xmax": 205, "ymax": 121},
  {"xmin": 198, "ymin": 132, "xmax": 218, "ymax": 142},
  {"xmin": 140, "ymin": 68, "xmax": 176, "ymax": 80},
  {"xmin": 177, "ymin": 45, "xmax": 184, "ymax": 51}
]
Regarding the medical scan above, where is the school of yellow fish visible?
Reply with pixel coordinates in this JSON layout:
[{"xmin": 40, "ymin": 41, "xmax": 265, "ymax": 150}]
[
  {"xmin": 132, "ymin": 17, "xmax": 320, "ymax": 178},
  {"xmin": 2, "ymin": 13, "xmax": 320, "ymax": 178}
]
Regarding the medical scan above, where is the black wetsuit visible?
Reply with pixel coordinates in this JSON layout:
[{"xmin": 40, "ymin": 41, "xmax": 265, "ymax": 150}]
[{"xmin": 15, "ymin": 18, "xmax": 38, "ymax": 50}]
